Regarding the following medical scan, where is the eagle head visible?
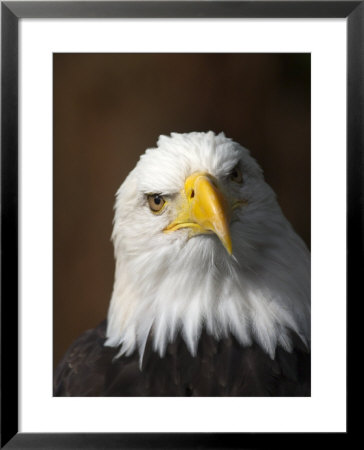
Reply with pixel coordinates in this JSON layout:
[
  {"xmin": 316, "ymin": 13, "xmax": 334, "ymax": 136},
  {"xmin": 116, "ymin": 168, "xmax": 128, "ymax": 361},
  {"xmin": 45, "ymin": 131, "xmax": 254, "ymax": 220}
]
[{"xmin": 105, "ymin": 132, "xmax": 310, "ymax": 366}]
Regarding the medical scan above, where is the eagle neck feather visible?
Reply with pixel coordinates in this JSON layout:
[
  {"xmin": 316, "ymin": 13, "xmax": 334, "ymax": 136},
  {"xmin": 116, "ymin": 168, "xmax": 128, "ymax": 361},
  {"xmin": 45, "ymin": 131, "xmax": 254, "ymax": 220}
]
[{"xmin": 105, "ymin": 216, "xmax": 310, "ymax": 368}]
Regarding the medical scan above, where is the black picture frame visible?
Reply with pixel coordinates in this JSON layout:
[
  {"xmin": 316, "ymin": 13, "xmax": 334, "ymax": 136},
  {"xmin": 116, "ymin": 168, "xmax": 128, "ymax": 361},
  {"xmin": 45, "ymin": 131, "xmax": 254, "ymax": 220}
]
[{"xmin": 1, "ymin": 1, "xmax": 359, "ymax": 448}]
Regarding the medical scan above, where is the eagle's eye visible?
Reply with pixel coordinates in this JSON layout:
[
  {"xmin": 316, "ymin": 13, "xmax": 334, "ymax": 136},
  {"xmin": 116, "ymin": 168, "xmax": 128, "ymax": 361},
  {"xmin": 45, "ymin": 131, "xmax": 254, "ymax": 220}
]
[
  {"xmin": 147, "ymin": 194, "xmax": 166, "ymax": 213},
  {"xmin": 230, "ymin": 165, "xmax": 243, "ymax": 184}
]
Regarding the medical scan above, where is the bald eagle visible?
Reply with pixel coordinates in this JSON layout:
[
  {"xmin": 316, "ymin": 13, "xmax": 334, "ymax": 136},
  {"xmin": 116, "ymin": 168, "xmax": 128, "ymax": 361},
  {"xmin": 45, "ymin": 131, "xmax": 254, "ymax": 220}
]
[{"xmin": 54, "ymin": 132, "xmax": 310, "ymax": 397}]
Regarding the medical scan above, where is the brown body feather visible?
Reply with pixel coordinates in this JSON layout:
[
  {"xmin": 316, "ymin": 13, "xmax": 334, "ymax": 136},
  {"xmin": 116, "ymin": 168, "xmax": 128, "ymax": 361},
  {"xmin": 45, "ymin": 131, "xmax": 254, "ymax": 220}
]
[{"xmin": 54, "ymin": 321, "xmax": 310, "ymax": 397}]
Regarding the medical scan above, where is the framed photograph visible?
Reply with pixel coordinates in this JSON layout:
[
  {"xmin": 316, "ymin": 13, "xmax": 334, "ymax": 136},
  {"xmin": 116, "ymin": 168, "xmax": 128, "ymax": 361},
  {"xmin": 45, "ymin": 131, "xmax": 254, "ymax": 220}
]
[{"xmin": 1, "ymin": 1, "xmax": 358, "ymax": 448}]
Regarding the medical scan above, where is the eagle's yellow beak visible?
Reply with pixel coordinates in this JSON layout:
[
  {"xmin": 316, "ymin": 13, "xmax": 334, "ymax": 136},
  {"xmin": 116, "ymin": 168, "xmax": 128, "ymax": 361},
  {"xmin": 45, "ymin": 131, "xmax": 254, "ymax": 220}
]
[{"xmin": 164, "ymin": 172, "xmax": 233, "ymax": 255}]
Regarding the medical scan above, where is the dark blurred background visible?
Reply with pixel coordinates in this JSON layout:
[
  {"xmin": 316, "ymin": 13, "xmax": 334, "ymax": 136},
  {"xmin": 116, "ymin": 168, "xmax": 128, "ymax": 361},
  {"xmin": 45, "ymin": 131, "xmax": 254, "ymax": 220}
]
[{"xmin": 53, "ymin": 53, "xmax": 310, "ymax": 369}]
